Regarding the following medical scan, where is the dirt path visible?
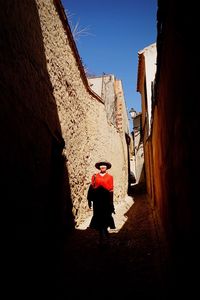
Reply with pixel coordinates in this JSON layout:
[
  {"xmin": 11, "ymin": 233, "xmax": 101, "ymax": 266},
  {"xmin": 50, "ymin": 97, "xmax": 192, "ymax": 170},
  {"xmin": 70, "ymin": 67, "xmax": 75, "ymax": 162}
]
[{"xmin": 58, "ymin": 193, "xmax": 169, "ymax": 299}]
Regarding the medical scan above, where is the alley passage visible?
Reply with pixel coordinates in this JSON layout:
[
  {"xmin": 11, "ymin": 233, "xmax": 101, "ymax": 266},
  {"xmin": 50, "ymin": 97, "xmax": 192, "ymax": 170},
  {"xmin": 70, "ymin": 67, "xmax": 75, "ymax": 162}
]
[{"xmin": 59, "ymin": 193, "xmax": 169, "ymax": 298}]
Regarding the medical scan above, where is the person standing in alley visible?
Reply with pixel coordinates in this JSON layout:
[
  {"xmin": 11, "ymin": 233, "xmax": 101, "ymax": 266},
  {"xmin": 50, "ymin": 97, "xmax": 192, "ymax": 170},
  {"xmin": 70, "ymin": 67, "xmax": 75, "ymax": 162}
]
[{"xmin": 87, "ymin": 161, "xmax": 116, "ymax": 245}]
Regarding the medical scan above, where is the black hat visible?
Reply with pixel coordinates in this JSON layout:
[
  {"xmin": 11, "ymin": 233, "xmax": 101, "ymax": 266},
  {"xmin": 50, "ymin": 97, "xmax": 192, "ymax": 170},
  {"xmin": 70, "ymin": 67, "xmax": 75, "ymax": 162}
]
[{"xmin": 95, "ymin": 161, "xmax": 112, "ymax": 170}]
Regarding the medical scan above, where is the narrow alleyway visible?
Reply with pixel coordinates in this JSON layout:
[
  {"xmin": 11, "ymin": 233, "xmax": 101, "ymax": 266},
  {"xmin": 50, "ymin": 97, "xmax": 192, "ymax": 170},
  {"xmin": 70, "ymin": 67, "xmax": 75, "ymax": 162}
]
[{"xmin": 57, "ymin": 193, "xmax": 170, "ymax": 299}]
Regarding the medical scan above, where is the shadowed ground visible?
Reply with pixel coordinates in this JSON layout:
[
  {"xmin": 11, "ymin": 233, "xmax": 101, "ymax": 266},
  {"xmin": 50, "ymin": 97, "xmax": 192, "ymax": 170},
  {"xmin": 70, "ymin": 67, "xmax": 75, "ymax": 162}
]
[{"xmin": 58, "ymin": 193, "xmax": 170, "ymax": 299}]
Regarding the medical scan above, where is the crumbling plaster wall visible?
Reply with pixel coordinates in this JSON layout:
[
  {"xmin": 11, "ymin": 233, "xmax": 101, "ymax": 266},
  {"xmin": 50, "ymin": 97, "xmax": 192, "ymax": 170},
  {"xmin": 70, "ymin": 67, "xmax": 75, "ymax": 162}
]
[{"xmin": 37, "ymin": 0, "xmax": 129, "ymax": 226}]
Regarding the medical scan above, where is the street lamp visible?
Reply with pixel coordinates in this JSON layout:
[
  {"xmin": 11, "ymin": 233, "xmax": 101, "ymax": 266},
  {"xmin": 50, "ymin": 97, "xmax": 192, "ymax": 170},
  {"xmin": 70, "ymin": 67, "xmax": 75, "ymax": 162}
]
[
  {"xmin": 129, "ymin": 107, "xmax": 137, "ymax": 119},
  {"xmin": 129, "ymin": 108, "xmax": 137, "ymax": 182}
]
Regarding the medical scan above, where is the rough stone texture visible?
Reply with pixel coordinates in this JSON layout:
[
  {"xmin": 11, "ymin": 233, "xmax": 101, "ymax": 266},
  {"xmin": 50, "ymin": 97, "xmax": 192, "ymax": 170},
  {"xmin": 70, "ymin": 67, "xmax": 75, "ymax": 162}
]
[
  {"xmin": 0, "ymin": 1, "xmax": 130, "ymax": 296},
  {"xmin": 0, "ymin": 0, "xmax": 67, "ymax": 240},
  {"xmin": 36, "ymin": 0, "xmax": 129, "ymax": 226},
  {"xmin": 0, "ymin": 2, "xmax": 70, "ymax": 295}
]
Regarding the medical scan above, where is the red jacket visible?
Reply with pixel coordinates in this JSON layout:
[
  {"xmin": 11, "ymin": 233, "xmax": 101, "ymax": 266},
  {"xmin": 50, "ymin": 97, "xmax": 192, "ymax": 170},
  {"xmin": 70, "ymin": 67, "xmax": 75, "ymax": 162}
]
[{"xmin": 91, "ymin": 173, "xmax": 113, "ymax": 192}]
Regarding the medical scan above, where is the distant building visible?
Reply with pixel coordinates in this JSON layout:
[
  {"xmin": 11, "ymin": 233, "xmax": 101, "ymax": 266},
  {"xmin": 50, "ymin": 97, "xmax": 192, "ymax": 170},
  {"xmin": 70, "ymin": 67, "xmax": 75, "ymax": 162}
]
[
  {"xmin": 88, "ymin": 75, "xmax": 130, "ymax": 134},
  {"xmin": 132, "ymin": 112, "xmax": 144, "ymax": 184},
  {"xmin": 88, "ymin": 75, "xmax": 116, "ymax": 125},
  {"xmin": 88, "ymin": 75, "xmax": 132, "ymax": 193},
  {"xmin": 137, "ymin": 43, "xmax": 157, "ymax": 137},
  {"xmin": 135, "ymin": 42, "xmax": 157, "ymax": 191}
]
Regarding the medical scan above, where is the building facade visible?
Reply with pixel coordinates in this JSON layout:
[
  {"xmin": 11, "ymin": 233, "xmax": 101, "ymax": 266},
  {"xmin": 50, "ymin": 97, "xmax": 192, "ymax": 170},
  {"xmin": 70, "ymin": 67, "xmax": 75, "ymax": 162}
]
[{"xmin": 0, "ymin": 0, "xmax": 132, "ymax": 241}]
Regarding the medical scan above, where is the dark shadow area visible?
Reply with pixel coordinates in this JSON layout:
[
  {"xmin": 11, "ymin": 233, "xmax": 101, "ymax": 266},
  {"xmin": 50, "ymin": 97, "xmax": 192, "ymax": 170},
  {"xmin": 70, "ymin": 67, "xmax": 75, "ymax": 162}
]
[
  {"xmin": 0, "ymin": 1, "xmax": 74, "ymax": 297},
  {"xmin": 128, "ymin": 182, "xmax": 146, "ymax": 195},
  {"xmin": 128, "ymin": 164, "xmax": 146, "ymax": 196},
  {"xmin": 60, "ymin": 193, "xmax": 170, "ymax": 299}
]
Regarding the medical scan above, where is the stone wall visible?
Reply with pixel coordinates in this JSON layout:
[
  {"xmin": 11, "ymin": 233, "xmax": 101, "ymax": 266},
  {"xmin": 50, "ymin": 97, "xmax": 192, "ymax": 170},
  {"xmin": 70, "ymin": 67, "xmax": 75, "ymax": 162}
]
[
  {"xmin": 0, "ymin": 0, "xmax": 68, "ymax": 239},
  {"xmin": 0, "ymin": 0, "xmax": 129, "ymax": 238},
  {"xmin": 36, "ymin": 0, "xmax": 129, "ymax": 226}
]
